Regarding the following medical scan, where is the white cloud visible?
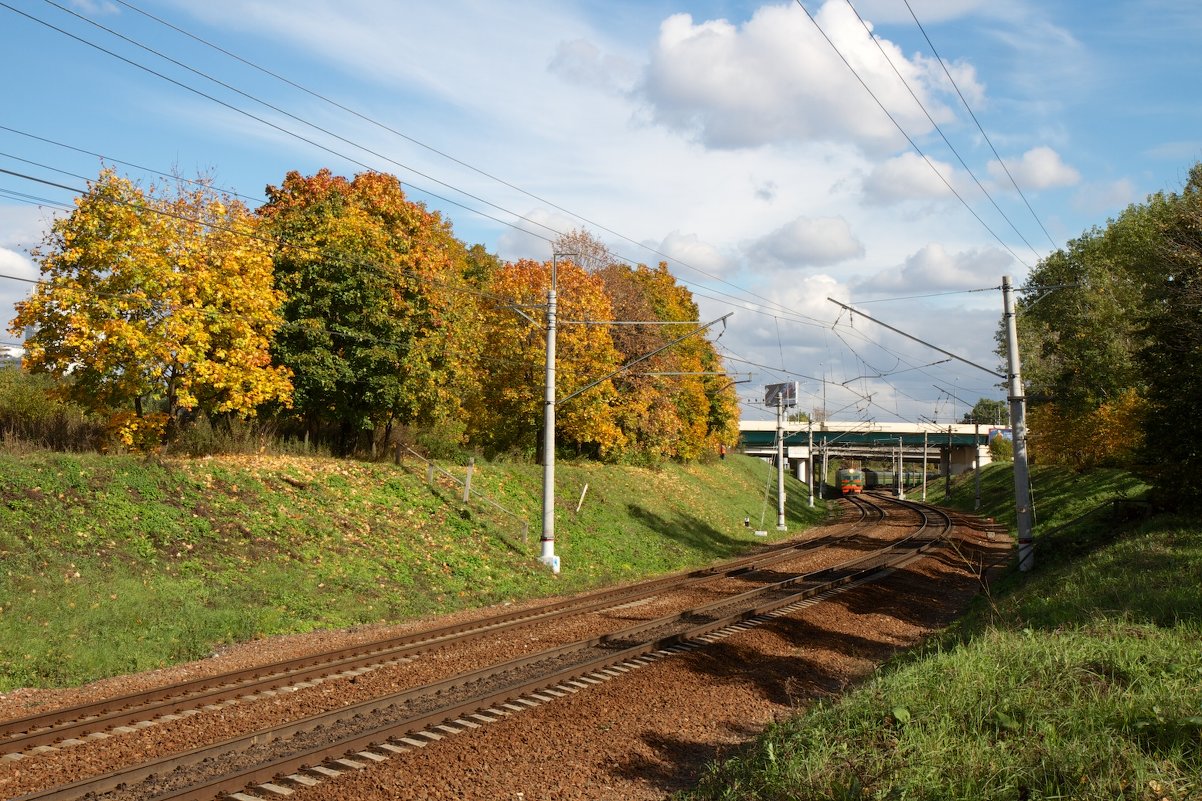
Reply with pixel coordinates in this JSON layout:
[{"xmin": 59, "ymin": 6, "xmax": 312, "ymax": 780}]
[
  {"xmin": 548, "ymin": 39, "xmax": 638, "ymax": 94},
  {"xmin": 652, "ymin": 231, "xmax": 731, "ymax": 275},
  {"xmin": 989, "ymin": 146, "xmax": 1080, "ymax": 190},
  {"xmin": 69, "ymin": 0, "xmax": 119, "ymax": 14},
  {"xmin": 0, "ymin": 247, "xmax": 36, "ymax": 279},
  {"xmin": 1071, "ymin": 178, "xmax": 1138, "ymax": 216},
  {"xmin": 857, "ymin": 243, "xmax": 1013, "ymax": 293},
  {"xmin": 862, "ymin": 152, "xmax": 956, "ymax": 205},
  {"xmin": 747, "ymin": 216, "xmax": 864, "ymax": 269},
  {"xmin": 0, "ymin": 247, "xmax": 38, "ymax": 336},
  {"xmin": 494, "ymin": 208, "xmax": 581, "ymax": 262},
  {"xmin": 639, "ymin": 2, "xmax": 974, "ymax": 152}
]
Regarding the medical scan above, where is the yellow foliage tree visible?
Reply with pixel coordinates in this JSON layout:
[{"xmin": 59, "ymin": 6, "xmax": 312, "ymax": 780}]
[
  {"xmin": 9, "ymin": 169, "xmax": 291, "ymax": 444},
  {"xmin": 470, "ymin": 258, "xmax": 625, "ymax": 459},
  {"xmin": 1027, "ymin": 387, "xmax": 1146, "ymax": 470}
]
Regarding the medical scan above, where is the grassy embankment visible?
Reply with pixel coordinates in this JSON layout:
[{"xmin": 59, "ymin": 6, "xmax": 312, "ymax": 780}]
[
  {"xmin": 0, "ymin": 451, "xmax": 824, "ymax": 692},
  {"xmin": 683, "ymin": 463, "xmax": 1202, "ymax": 801}
]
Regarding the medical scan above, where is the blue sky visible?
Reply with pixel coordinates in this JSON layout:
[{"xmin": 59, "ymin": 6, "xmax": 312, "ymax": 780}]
[{"xmin": 2, "ymin": 0, "xmax": 1199, "ymax": 425}]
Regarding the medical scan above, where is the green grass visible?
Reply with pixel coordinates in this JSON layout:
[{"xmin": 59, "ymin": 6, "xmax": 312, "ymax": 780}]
[
  {"xmin": 681, "ymin": 464, "xmax": 1202, "ymax": 801},
  {"xmin": 0, "ymin": 451, "xmax": 825, "ymax": 691}
]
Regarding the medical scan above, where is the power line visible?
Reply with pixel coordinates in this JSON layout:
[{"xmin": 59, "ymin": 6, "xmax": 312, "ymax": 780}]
[
  {"xmin": 16, "ymin": 0, "xmax": 811, "ymax": 328},
  {"xmin": 108, "ymin": 0, "xmax": 817, "ymax": 326},
  {"xmin": 0, "ymin": 123, "xmax": 265, "ymax": 204},
  {"xmin": 843, "ymin": 0, "xmax": 1042, "ymax": 262},
  {"xmin": 0, "ymin": 128, "xmax": 838, "ymax": 333},
  {"xmin": 852, "ymin": 285, "xmax": 999, "ymax": 303},
  {"xmin": 2, "ymin": 1, "xmax": 558, "ymax": 246},
  {"xmin": 789, "ymin": 0, "xmax": 1031, "ymax": 269},
  {"xmin": 902, "ymin": 0, "xmax": 1058, "ymax": 249}
]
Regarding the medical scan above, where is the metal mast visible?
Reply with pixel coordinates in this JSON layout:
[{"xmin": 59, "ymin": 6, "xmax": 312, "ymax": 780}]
[{"xmin": 1003, "ymin": 275, "xmax": 1035, "ymax": 570}]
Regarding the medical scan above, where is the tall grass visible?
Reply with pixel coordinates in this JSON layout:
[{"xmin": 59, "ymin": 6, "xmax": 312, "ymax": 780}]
[
  {"xmin": 0, "ymin": 451, "xmax": 824, "ymax": 691},
  {"xmin": 0, "ymin": 366, "xmax": 103, "ymax": 451},
  {"xmin": 682, "ymin": 464, "xmax": 1201, "ymax": 801}
]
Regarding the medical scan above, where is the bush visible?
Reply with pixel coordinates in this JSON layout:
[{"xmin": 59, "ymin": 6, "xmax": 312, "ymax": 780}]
[
  {"xmin": 989, "ymin": 433, "xmax": 1013, "ymax": 462},
  {"xmin": 0, "ymin": 365, "xmax": 104, "ymax": 451}
]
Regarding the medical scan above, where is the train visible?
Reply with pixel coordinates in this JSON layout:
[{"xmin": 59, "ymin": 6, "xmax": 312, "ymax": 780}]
[
  {"xmin": 835, "ymin": 467, "xmax": 940, "ymax": 496},
  {"xmin": 837, "ymin": 467, "xmax": 864, "ymax": 494}
]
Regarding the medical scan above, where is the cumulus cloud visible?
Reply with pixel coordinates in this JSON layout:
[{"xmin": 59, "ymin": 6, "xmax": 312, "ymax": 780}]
[
  {"xmin": 652, "ymin": 231, "xmax": 731, "ymax": 275},
  {"xmin": 777, "ymin": 273, "xmax": 849, "ymax": 319},
  {"xmin": 548, "ymin": 38, "xmax": 637, "ymax": 94},
  {"xmin": 747, "ymin": 216, "xmax": 864, "ymax": 269},
  {"xmin": 861, "ymin": 152, "xmax": 957, "ymax": 205},
  {"xmin": 856, "ymin": 243, "xmax": 1013, "ymax": 293},
  {"xmin": 639, "ymin": 2, "xmax": 975, "ymax": 152},
  {"xmin": 1071, "ymin": 178, "xmax": 1138, "ymax": 216},
  {"xmin": 494, "ymin": 208, "xmax": 582, "ymax": 262},
  {"xmin": 989, "ymin": 146, "xmax": 1080, "ymax": 190}
]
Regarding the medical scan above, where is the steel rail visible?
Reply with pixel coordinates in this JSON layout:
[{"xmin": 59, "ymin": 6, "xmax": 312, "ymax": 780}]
[
  {"xmin": 15, "ymin": 497, "xmax": 950, "ymax": 801},
  {"xmin": 1, "ymin": 516, "xmax": 877, "ymax": 752}
]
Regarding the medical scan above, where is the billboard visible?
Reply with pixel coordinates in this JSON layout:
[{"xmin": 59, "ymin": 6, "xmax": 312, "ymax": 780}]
[{"xmin": 764, "ymin": 381, "xmax": 799, "ymax": 408}]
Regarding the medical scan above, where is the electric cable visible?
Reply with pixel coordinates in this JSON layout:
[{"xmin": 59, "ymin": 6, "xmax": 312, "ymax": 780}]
[
  {"xmin": 902, "ymin": 0, "xmax": 1058, "ymax": 249},
  {"xmin": 0, "ymin": 123, "xmax": 265, "ymax": 204},
  {"xmin": 1, "ymin": 1, "xmax": 559, "ymax": 245},
  {"xmin": 789, "ymin": 0, "xmax": 1031, "ymax": 269},
  {"xmin": 843, "ymin": 0, "xmax": 1042, "ymax": 263},
  {"xmin": 18, "ymin": 0, "xmax": 813, "ymax": 326}
]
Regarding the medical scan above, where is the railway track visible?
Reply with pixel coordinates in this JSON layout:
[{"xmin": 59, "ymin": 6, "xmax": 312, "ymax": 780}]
[
  {"xmin": 0, "ymin": 496, "xmax": 882, "ymax": 759},
  {"xmin": 5, "ymin": 492, "xmax": 960, "ymax": 801}
]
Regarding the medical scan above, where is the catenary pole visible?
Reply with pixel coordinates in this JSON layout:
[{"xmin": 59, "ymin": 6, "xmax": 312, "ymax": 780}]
[
  {"xmin": 540, "ymin": 255, "xmax": 561, "ymax": 573},
  {"xmin": 776, "ymin": 396, "xmax": 787, "ymax": 530},
  {"xmin": 974, "ymin": 420, "xmax": 981, "ymax": 510},
  {"xmin": 541, "ymin": 288, "xmax": 732, "ymax": 573},
  {"xmin": 922, "ymin": 431, "xmax": 928, "ymax": 501},
  {"xmin": 807, "ymin": 420, "xmax": 814, "ymax": 507},
  {"xmin": 1003, "ymin": 275, "xmax": 1035, "ymax": 570}
]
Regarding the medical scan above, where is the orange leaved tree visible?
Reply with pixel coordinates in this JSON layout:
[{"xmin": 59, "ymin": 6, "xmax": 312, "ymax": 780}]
[
  {"xmin": 10, "ymin": 169, "xmax": 291, "ymax": 447},
  {"xmin": 469, "ymin": 258, "xmax": 625, "ymax": 460}
]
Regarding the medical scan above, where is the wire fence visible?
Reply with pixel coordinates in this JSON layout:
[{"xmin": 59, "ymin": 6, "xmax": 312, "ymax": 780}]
[{"xmin": 391, "ymin": 443, "xmax": 531, "ymax": 550}]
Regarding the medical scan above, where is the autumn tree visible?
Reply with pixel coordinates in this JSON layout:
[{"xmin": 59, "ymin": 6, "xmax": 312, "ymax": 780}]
[
  {"xmin": 258, "ymin": 169, "xmax": 483, "ymax": 455},
  {"xmin": 595, "ymin": 261, "xmax": 739, "ymax": 462},
  {"xmin": 553, "ymin": 227, "xmax": 619, "ymax": 273},
  {"xmin": 467, "ymin": 258, "xmax": 624, "ymax": 459},
  {"xmin": 10, "ymin": 169, "xmax": 291, "ymax": 446},
  {"xmin": 1136, "ymin": 164, "xmax": 1202, "ymax": 503}
]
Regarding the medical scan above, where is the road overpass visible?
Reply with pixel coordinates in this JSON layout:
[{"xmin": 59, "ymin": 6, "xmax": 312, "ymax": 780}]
[{"xmin": 739, "ymin": 419, "xmax": 996, "ymax": 489}]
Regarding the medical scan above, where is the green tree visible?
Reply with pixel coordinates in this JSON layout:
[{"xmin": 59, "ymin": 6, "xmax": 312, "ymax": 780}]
[
  {"xmin": 988, "ymin": 432, "xmax": 1013, "ymax": 462},
  {"xmin": 258, "ymin": 169, "xmax": 483, "ymax": 454},
  {"xmin": 1137, "ymin": 164, "xmax": 1202, "ymax": 503},
  {"xmin": 10, "ymin": 169, "xmax": 291, "ymax": 447},
  {"xmin": 961, "ymin": 398, "xmax": 1008, "ymax": 426},
  {"xmin": 1013, "ymin": 180, "xmax": 1165, "ymax": 467}
]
